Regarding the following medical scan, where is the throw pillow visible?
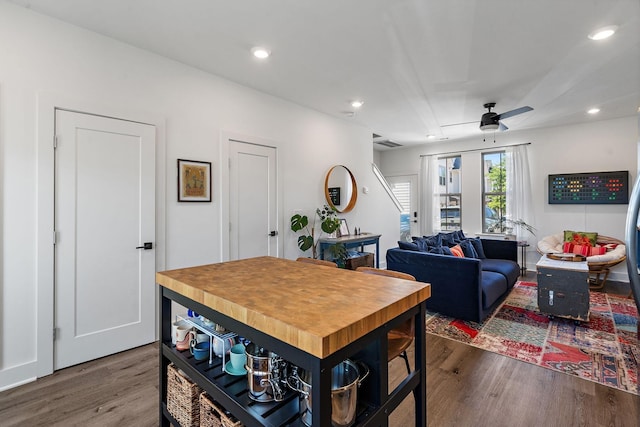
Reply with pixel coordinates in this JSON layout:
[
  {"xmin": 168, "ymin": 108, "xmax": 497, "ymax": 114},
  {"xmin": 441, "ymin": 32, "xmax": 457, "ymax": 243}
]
[
  {"xmin": 571, "ymin": 244, "xmax": 591, "ymax": 257},
  {"xmin": 469, "ymin": 237, "xmax": 486, "ymax": 259},
  {"xmin": 441, "ymin": 246, "xmax": 453, "ymax": 256},
  {"xmin": 428, "ymin": 246, "xmax": 446, "ymax": 255},
  {"xmin": 459, "ymin": 239, "xmax": 478, "ymax": 258},
  {"xmin": 439, "ymin": 232, "xmax": 457, "ymax": 247},
  {"xmin": 411, "ymin": 236, "xmax": 430, "ymax": 252},
  {"xmin": 590, "ymin": 245, "xmax": 607, "ymax": 256},
  {"xmin": 562, "ymin": 242, "xmax": 574, "ymax": 253},
  {"xmin": 450, "ymin": 244, "xmax": 465, "ymax": 257},
  {"xmin": 422, "ymin": 234, "xmax": 442, "ymax": 247},
  {"xmin": 563, "ymin": 230, "xmax": 598, "ymax": 247},
  {"xmin": 398, "ymin": 240, "xmax": 419, "ymax": 251},
  {"xmin": 454, "ymin": 230, "xmax": 466, "ymax": 241}
]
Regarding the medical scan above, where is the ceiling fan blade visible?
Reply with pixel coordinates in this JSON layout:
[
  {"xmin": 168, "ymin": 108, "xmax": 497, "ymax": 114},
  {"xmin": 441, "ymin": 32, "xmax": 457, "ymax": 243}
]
[
  {"xmin": 499, "ymin": 122, "xmax": 508, "ymax": 131},
  {"xmin": 495, "ymin": 106, "xmax": 533, "ymax": 120},
  {"xmin": 441, "ymin": 120, "xmax": 479, "ymax": 128}
]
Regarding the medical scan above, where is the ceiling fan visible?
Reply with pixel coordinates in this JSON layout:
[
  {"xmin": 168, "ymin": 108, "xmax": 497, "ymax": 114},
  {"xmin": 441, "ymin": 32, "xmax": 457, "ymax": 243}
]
[
  {"xmin": 441, "ymin": 102, "xmax": 534, "ymax": 132},
  {"xmin": 479, "ymin": 102, "xmax": 533, "ymax": 131}
]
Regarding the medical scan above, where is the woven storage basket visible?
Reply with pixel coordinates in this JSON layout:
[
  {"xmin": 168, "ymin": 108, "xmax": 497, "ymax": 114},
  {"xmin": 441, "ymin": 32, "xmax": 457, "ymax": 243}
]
[
  {"xmin": 167, "ymin": 363, "xmax": 202, "ymax": 427},
  {"xmin": 200, "ymin": 393, "xmax": 243, "ymax": 427}
]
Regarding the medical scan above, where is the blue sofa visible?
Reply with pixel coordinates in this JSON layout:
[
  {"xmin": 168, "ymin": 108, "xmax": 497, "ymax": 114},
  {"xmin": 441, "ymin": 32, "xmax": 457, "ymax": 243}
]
[{"xmin": 386, "ymin": 239, "xmax": 519, "ymax": 323}]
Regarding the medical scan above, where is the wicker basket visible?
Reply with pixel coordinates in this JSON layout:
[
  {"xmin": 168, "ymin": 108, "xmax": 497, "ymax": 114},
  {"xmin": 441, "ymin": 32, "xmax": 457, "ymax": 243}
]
[
  {"xmin": 166, "ymin": 363, "xmax": 202, "ymax": 427},
  {"xmin": 200, "ymin": 393, "xmax": 243, "ymax": 427}
]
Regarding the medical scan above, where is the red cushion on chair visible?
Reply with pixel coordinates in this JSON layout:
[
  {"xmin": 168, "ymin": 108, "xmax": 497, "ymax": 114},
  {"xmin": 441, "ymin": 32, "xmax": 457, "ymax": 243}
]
[
  {"xmin": 562, "ymin": 242, "xmax": 574, "ymax": 253},
  {"xmin": 590, "ymin": 245, "xmax": 607, "ymax": 256},
  {"xmin": 572, "ymin": 245, "xmax": 591, "ymax": 256}
]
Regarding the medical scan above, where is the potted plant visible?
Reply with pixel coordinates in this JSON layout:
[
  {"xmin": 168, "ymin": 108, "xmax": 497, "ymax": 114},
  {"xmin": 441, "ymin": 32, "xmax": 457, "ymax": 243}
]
[{"xmin": 290, "ymin": 204, "xmax": 342, "ymax": 260}]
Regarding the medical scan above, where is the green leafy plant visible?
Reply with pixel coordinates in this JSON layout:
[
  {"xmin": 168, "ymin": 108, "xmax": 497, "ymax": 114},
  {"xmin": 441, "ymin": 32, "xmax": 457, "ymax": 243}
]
[
  {"xmin": 290, "ymin": 204, "xmax": 341, "ymax": 259},
  {"xmin": 497, "ymin": 217, "xmax": 536, "ymax": 237}
]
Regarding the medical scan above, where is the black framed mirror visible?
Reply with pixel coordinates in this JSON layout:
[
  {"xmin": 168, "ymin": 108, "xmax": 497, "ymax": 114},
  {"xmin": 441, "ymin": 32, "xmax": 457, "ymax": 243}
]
[{"xmin": 324, "ymin": 165, "xmax": 357, "ymax": 213}]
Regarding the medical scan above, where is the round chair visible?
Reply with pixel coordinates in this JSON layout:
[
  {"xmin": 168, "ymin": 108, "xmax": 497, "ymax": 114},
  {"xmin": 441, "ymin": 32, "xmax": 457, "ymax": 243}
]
[{"xmin": 536, "ymin": 233, "xmax": 626, "ymax": 289}]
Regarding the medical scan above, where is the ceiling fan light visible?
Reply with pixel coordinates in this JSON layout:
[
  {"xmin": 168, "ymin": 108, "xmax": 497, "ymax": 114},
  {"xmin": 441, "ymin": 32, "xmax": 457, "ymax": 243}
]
[
  {"xmin": 587, "ymin": 107, "xmax": 600, "ymax": 114},
  {"xmin": 351, "ymin": 100, "xmax": 364, "ymax": 108},
  {"xmin": 588, "ymin": 25, "xmax": 618, "ymax": 40},
  {"xmin": 480, "ymin": 123, "xmax": 499, "ymax": 131}
]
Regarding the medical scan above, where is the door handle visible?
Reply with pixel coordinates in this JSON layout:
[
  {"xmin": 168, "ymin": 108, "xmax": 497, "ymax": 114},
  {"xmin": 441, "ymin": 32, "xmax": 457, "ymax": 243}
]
[
  {"xmin": 269, "ymin": 231, "xmax": 278, "ymax": 237},
  {"xmin": 136, "ymin": 242, "xmax": 153, "ymax": 250}
]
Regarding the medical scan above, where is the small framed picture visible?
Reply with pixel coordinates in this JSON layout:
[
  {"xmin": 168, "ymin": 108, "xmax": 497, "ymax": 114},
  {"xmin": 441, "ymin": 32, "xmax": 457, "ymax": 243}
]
[
  {"xmin": 338, "ymin": 218, "xmax": 350, "ymax": 237},
  {"xmin": 178, "ymin": 159, "xmax": 212, "ymax": 202}
]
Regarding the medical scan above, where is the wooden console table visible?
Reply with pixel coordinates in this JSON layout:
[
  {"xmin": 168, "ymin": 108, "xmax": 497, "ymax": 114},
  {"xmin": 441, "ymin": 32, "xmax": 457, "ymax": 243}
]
[
  {"xmin": 156, "ymin": 256, "xmax": 430, "ymax": 426},
  {"xmin": 318, "ymin": 233, "xmax": 381, "ymax": 268}
]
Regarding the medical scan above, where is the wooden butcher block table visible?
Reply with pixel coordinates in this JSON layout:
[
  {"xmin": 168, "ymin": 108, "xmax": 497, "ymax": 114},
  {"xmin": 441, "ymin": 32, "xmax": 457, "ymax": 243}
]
[{"xmin": 157, "ymin": 256, "xmax": 431, "ymax": 427}]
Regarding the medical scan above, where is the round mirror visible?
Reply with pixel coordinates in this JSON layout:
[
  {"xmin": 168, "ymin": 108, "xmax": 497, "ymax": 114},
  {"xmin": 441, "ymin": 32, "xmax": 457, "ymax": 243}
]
[{"xmin": 324, "ymin": 165, "xmax": 357, "ymax": 213}]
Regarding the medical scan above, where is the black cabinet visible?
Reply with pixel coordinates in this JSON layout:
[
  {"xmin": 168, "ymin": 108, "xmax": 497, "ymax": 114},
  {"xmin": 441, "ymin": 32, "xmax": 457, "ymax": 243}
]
[{"xmin": 537, "ymin": 256, "xmax": 590, "ymax": 321}]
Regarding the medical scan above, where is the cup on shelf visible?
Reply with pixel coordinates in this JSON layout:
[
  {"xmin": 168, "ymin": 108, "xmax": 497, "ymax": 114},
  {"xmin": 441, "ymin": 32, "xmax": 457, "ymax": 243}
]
[
  {"xmin": 173, "ymin": 321, "xmax": 192, "ymax": 345},
  {"xmin": 213, "ymin": 337, "xmax": 235, "ymax": 357},
  {"xmin": 190, "ymin": 341, "xmax": 210, "ymax": 361},
  {"xmin": 176, "ymin": 330, "xmax": 196, "ymax": 351},
  {"xmin": 229, "ymin": 344, "xmax": 246, "ymax": 371},
  {"xmin": 196, "ymin": 333, "xmax": 209, "ymax": 344}
]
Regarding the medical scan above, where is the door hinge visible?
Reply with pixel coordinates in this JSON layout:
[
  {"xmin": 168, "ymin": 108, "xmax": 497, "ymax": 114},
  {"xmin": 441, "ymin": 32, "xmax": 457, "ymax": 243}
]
[
  {"xmin": 53, "ymin": 327, "xmax": 59, "ymax": 340},
  {"xmin": 53, "ymin": 230, "xmax": 57, "ymax": 245},
  {"xmin": 54, "ymin": 135, "xmax": 59, "ymax": 149}
]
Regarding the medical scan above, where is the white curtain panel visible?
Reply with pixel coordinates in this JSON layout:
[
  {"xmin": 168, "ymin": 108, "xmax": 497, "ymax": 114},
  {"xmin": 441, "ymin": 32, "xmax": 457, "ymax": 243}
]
[
  {"xmin": 506, "ymin": 145, "xmax": 535, "ymax": 244},
  {"xmin": 420, "ymin": 155, "xmax": 441, "ymax": 236}
]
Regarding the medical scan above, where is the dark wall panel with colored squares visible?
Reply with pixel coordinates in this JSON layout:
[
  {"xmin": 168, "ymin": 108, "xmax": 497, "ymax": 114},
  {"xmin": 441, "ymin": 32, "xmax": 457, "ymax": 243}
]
[{"xmin": 548, "ymin": 171, "xmax": 629, "ymax": 204}]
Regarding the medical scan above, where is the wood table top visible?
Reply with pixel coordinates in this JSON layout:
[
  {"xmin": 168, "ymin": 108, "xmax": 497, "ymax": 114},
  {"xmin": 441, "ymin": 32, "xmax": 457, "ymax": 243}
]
[{"xmin": 156, "ymin": 256, "xmax": 430, "ymax": 358}]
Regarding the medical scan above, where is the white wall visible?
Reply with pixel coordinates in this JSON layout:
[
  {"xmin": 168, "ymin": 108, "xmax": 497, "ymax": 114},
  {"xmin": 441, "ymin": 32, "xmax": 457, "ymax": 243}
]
[
  {"xmin": 0, "ymin": 3, "xmax": 401, "ymax": 389},
  {"xmin": 379, "ymin": 116, "xmax": 638, "ymax": 279}
]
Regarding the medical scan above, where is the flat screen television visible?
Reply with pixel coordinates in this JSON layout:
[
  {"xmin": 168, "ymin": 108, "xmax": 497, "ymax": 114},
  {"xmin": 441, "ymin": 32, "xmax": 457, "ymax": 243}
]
[{"xmin": 548, "ymin": 171, "xmax": 629, "ymax": 204}]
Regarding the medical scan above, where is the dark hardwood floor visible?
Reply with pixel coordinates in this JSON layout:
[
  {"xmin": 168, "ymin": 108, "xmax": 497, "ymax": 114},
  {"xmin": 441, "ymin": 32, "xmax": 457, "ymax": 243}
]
[{"xmin": 1, "ymin": 275, "xmax": 638, "ymax": 426}]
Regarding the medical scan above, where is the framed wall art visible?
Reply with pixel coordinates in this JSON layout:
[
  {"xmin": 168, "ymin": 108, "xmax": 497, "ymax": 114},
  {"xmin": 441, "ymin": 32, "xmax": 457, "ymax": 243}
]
[{"xmin": 177, "ymin": 159, "xmax": 212, "ymax": 202}]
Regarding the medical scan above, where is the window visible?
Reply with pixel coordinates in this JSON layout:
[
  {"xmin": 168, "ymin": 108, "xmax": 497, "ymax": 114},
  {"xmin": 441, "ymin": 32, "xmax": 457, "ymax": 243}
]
[
  {"xmin": 482, "ymin": 151, "xmax": 506, "ymax": 233},
  {"xmin": 438, "ymin": 156, "xmax": 461, "ymax": 231}
]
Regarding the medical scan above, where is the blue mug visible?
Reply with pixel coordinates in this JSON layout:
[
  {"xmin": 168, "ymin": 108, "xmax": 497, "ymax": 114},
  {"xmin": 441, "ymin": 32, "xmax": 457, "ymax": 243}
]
[{"xmin": 190, "ymin": 341, "xmax": 210, "ymax": 361}]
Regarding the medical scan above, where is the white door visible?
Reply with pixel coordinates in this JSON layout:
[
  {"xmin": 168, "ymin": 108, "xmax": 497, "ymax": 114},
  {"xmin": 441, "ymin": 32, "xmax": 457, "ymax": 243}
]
[
  {"xmin": 54, "ymin": 110, "xmax": 156, "ymax": 369},
  {"xmin": 387, "ymin": 174, "xmax": 419, "ymax": 238},
  {"xmin": 229, "ymin": 140, "xmax": 278, "ymax": 259}
]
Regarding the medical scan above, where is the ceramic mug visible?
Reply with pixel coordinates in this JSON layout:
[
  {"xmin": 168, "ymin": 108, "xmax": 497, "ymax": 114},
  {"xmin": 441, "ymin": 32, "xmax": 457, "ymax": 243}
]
[
  {"xmin": 190, "ymin": 341, "xmax": 210, "ymax": 361},
  {"xmin": 176, "ymin": 330, "xmax": 196, "ymax": 351},
  {"xmin": 229, "ymin": 343, "xmax": 246, "ymax": 371},
  {"xmin": 213, "ymin": 337, "xmax": 235, "ymax": 357},
  {"xmin": 172, "ymin": 321, "xmax": 191, "ymax": 345},
  {"xmin": 196, "ymin": 333, "xmax": 209, "ymax": 344}
]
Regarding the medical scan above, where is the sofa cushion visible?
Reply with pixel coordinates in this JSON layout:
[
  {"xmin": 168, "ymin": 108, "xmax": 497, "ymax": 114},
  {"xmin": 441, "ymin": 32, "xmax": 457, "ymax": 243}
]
[
  {"xmin": 411, "ymin": 236, "xmax": 430, "ymax": 252},
  {"xmin": 398, "ymin": 240, "xmax": 419, "ymax": 251},
  {"xmin": 450, "ymin": 244, "xmax": 464, "ymax": 257},
  {"xmin": 564, "ymin": 230, "xmax": 598, "ymax": 247},
  {"xmin": 480, "ymin": 258, "xmax": 520, "ymax": 287},
  {"xmin": 421, "ymin": 234, "xmax": 442, "ymax": 247},
  {"xmin": 459, "ymin": 239, "xmax": 478, "ymax": 258},
  {"xmin": 439, "ymin": 232, "xmax": 458, "ymax": 247},
  {"xmin": 481, "ymin": 271, "xmax": 508, "ymax": 310},
  {"xmin": 469, "ymin": 237, "xmax": 486, "ymax": 259}
]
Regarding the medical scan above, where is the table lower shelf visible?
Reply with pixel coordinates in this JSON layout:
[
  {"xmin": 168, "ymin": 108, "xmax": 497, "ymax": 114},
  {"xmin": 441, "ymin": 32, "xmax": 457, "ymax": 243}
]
[{"xmin": 162, "ymin": 343, "xmax": 377, "ymax": 427}]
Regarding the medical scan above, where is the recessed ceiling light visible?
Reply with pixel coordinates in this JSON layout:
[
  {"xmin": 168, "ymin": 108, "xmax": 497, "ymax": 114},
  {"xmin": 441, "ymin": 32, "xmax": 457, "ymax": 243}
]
[
  {"xmin": 588, "ymin": 25, "xmax": 618, "ymax": 40},
  {"xmin": 426, "ymin": 134, "xmax": 436, "ymax": 139},
  {"xmin": 351, "ymin": 100, "xmax": 364, "ymax": 108},
  {"xmin": 587, "ymin": 107, "xmax": 600, "ymax": 114},
  {"xmin": 251, "ymin": 47, "xmax": 271, "ymax": 59}
]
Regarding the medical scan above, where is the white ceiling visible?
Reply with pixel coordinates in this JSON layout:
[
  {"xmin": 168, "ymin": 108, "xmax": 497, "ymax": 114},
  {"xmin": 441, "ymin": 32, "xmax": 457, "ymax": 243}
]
[{"xmin": 8, "ymin": 0, "xmax": 640, "ymax": 149}]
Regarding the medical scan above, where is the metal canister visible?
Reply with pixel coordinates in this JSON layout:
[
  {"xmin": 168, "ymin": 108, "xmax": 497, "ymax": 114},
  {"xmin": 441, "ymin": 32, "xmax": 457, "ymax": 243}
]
[{"xmin": 244, "ymin": 343, "xmax": 288, "ymax": 402}]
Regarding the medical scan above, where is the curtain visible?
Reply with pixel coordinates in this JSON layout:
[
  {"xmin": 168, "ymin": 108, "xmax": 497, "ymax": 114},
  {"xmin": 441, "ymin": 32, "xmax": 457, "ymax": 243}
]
[
  {"xmin": 420, "ymin": 155, "xmax": 441, "ymax": 236},
  {"xmin": 505, "ymin": 145, "xmax": 535, "ymax": 244}
]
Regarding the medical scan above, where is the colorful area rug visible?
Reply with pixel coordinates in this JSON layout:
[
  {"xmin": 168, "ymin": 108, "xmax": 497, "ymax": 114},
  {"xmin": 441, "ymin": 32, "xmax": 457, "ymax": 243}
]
[{"xmin": 426, "ymin": 281, "xmax": 639, "ymax": 394}]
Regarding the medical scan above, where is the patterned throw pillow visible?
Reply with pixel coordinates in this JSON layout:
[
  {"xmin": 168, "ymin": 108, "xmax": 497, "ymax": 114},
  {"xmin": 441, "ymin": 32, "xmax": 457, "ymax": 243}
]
[
  {"xmin": 571, "ymin": 244, "xmax": 607, "ymax": 256},
  {"xmin": 450, "ymin": 244, "xmax": 465, "ymax": 257},
  {"xmin": 563, "ymin": 230, "xmax": 598, "ymax": 247},
  {"xmin": 469, "ymin": 237, "xmax": 486, "ymax": 259}
]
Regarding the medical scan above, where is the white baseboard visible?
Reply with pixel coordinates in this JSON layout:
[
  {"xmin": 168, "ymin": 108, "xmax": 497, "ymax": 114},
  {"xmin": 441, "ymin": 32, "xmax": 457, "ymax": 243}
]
[{"xmin": 0, "ymin": 361, "xmax": 37, "ymax": 392}]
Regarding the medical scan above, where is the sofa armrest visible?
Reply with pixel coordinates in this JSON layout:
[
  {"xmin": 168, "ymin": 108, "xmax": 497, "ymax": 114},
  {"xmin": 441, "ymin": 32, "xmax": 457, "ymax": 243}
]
[
  {"xmin": 386, "ymin": 248, "xmax": 483, "ymax": 322},
  {"xmin": 481, "ymin": 239, "xmax": 517, "ymax": 262}
]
